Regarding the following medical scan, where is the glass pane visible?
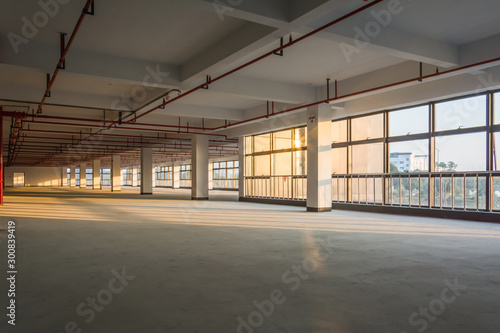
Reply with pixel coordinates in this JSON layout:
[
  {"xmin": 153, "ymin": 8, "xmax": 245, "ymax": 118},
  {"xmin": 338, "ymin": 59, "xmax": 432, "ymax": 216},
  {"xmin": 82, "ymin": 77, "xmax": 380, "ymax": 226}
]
[
  {"xmin": 245, "ymin": 136, "xmax": 253, "ymax": 155},
  {"xmin": 332, "ymin": 147, "xmax": 347, "ymax": 174},
  {"xmin": 214, "ymin": 162, "xmax": 219, "ymax": 169},
  {"xmin": 272, "ymin": 152, "xmax": 292, "ymax": 176},
  {"xmin": 294, "ymin": 127, "xmax": 307, "ymax": 148},
  {"xmin": 435, "ymin": 95, "xmax": 486, "ymax": 131},
  {"xmin": 220, "ymin": 169, "xmax": 226, "ymax": 179},
  {"xmin": 351, "ymin": 114, "xmax": 384, "ymax": 141},
  {"xmin": 389, "ymin": 105, "xmax": 429, "ymax": 136},
  {"xmin": 495, "ymin": 133, "xmax": 499, "ymax": 171},
  {"xmin": 493, "ymin": 177, "xmax": 500, "ymax": 211},
  {"xmin": 227, "ymin": 161, "xmax": 234, "ymax": 168},
  {"xmin": 350, "ymin": 143, "xmax": 384, "ymax": 174},
  {"xmin": 245, "ymin": 156, "xmax": 253, "ymax": 177},
  {"xmin": 389, "ymin": 140, "xmax": 429, "ymax": 173},
  {"xmin": 273, "ymin": 130, "xmax": 292, "ymax": 150},
  {"xmin": 435, "ymin": 132, "xmax": 486, "ymax": 171},
  {"xmin": 227, "ymin": 169, "xmax": 234, "ymax": 179},
  {"xmin": 254, "ymin": 133, "xmax": 271, "ymax": 152},
  {"xmin": 254, "ymin": 155, "xmax": 270, "ymax": 176},
  {"xmin": 293, "ymin": 151, "xmax": 307, "ymax": 176},
  {"xmin": 235, "ymin": 160, "xmax": 239, "ymax": 167},
  {"xmin": 220, "ymin": 162, "xmax": 226, "ymax": 169},
  {"xmin": 214, "ymin": 170, "xmax": 219, "ymax": 179},
  {"xmin": 332, "ymin": 120, "xmax": 348, "ymax": 143},
  {"xmin": 495, "ymin": 92, "xmax": 500, "ymax": 125}
]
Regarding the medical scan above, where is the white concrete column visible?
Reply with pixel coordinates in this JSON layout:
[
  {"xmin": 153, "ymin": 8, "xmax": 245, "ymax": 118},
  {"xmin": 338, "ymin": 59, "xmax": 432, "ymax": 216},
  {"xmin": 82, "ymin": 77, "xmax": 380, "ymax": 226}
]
[
  {"xmin": 70, "ymin": 167, "xmax": 76, "ymax": 187},
  {"xmin": 191, "ymin": 135, "xmax": 209, "ymax": 200},
  {"xmin": 152, "ymin": 167, "xmax": 156, "ymax": 188},
  {"xmin": 62, "ymin": 168, "xmax": 68, "ymax": 187},
  {"xmin": 92, "ymin": 159, "xmax": 101, "ymax": 190},
  {"xmin": 307, "ymin": 104, "xmax": 332, "ymax": 212},
  {"xmin": 132, "ymin": 168, "xmax": 138, "ymax": 187},
  {"xmin": 141, "ymin": 147, "xmax": 153, "ymax": 195},
  {"xmin": 80, "ymin": 163, "xmax": 87, "ymax": 188},
  {"xmin": 111, "ymin": 155, "xmax": 121, "ymax": 192},
  {"xmin": 172, "ymin": 163, "xmax": 180, "ymax": 189},
  {"xmin": 208, "ymin": 161, "xmax": 213, "ymax": 190},
  {"xmin": 238, "ymin": 136, "xmax": 245, "ymax": 199}
]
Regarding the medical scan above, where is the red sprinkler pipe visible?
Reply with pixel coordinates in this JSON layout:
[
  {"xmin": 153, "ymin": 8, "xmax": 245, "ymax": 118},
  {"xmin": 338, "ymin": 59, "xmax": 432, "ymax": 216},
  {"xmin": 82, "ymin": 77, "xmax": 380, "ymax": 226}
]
[
  {"xmin": 211, "ymin": 56, "xmax": 500, "ymax": 130},
  {"xmin": 0, "ymin": 107, "xmax": 3, "ymax": 205},
  {"xmin": 37, "ymin": 0, "xmax": 94, "ymax": 115},
  {"xmin": 129, "ymin": 0, "xmax": 386, "ymax": 123}
]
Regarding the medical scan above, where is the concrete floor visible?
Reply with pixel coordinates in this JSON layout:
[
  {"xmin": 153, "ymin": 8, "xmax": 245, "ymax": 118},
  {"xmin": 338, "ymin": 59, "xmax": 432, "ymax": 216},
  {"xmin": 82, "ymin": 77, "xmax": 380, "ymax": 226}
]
[{"xmin": 0, "ymin": 187, "xmax": 499, "ymax": 333}]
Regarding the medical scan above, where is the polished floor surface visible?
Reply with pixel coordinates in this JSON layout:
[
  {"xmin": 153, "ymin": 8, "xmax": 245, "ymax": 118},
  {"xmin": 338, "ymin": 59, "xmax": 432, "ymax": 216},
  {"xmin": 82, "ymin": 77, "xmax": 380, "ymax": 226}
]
[{"xmin": 0, "ymin": 187, "xmax": 499, "ymax": 333}]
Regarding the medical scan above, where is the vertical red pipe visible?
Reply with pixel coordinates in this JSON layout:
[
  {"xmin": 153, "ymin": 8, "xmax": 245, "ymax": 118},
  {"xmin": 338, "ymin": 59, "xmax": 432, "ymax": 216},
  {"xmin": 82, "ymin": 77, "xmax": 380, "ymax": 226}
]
[{"xmin": 0, "ymin": 107, "xmax": 3, "ymax": 205}]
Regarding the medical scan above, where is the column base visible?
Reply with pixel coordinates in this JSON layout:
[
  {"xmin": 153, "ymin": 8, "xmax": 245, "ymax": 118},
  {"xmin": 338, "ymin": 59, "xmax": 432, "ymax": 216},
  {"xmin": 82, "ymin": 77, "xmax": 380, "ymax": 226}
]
[
  {"xmin": 191, "ymin": 197, "xmax": 209, "ymax": 200},
  {"xmin": 307, "ymin": 207, "xmax": 332, "ymax": 212}
]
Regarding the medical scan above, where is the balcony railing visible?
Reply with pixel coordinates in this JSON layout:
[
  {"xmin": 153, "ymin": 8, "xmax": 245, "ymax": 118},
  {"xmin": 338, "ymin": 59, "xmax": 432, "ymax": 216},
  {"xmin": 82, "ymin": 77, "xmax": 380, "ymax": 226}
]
[
  {"xmin": 332, "ymin": 172, "xmax": 500, "ymax": 212},
  {"xmin": 245, "ymin": 175, "xmax": 307, "ymax": 200}
]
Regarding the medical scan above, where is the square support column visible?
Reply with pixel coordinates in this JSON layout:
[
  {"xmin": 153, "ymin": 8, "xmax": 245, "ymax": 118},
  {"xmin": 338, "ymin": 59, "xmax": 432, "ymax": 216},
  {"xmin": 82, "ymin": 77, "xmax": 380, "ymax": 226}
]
[
  {"xmin": 80, "ymin": 163, "xmax": 87, "ymax": 188},
  {"xmin": 141, "ymin": 147, "xmax": 153, "ymax": 195},
  {"xmin": 238, "ymin": 137, "xmax": 245, "ymax": 199},
  {"xmin": 172, "ymin": 163, "xmax": 180, "ymax": 189},
  {"xmin": 70, "ymin": 167, "xmax": 76, "ymax": 187},
  {"xmin": 61, "ymin": 168, "xmax": 67, "ymax": 187},
  {"xmin": 307, "ymin": 104, "xmax": 332, "ymax": 212},
  {"xmin": 152, "ymin": 167, "xmax": 156, "ymax": 188},
  {"xmin": 92, "ymin": 159, "xmax": 101, "ymax": 190},
  {"xmin": 191, "ymin": 135, "xmax": 209, "ymax": 200},
  {"xmin": 208, "ymin": 161, "xmax": 213, "ymax": 190},
  {"xmin": 132, "ymin": 168, "xmax": 138, "ymax": 187},
  {"xmin": 111, "ymin": 155, "xmax": 121, "ymax": 192}
]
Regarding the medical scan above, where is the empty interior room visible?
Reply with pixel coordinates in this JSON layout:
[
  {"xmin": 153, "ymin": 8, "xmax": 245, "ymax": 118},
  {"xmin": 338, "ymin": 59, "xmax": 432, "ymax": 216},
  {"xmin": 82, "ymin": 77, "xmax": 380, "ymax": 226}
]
[{"xmin": 1, "ymin": 0, "xmax": 500, "ymax": 332}]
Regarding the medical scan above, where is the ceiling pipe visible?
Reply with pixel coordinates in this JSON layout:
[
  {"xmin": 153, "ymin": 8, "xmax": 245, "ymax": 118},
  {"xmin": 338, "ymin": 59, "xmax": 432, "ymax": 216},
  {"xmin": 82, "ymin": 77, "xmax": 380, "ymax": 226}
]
[
  {"xmin": 36, "ymin": 0, "xmax": 95, "ymax": 114},
  {"xmin": 127, "ymin": 0, "xmax": 386, "ymax": 123},
  {"xmin": 210, "ymin": 56, "xmax": 500, "ymax": 131}
]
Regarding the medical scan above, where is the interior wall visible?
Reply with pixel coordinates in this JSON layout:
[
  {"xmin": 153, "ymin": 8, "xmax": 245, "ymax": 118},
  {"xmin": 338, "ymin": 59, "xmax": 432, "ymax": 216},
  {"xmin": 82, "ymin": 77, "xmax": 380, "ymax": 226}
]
[{"xmin": 4, "ymin": 167, "xmax": 64, "ymax": 187}]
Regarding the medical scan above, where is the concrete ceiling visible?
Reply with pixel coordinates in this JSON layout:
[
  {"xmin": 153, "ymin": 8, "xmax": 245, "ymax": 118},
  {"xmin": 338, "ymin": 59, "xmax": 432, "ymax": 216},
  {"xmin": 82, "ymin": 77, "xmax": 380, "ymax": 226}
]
[{"xmin": 1, "ymin": 0, "xmax": 500, "ymax": 166}]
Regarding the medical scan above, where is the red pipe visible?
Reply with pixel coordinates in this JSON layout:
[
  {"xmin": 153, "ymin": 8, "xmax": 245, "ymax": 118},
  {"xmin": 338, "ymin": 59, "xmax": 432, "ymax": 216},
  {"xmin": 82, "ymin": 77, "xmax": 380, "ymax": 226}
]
[
  {"xmin": 37, "ymin": 0, "xmax": 94, "ymax": 114},
  {"xmin": 0, "ymin": 107, "xmax": 3, "ymax": 205},
  {"xmin": 129, "ymin": 0, "xmax": 386, "ymax": 123},
  {"xmin": 211, "ymin": 56, "xmax": 500, "ymax": 130},
  {"xmin": 32, "ymin": 114, "xmax": 207, "ymax": 130}
]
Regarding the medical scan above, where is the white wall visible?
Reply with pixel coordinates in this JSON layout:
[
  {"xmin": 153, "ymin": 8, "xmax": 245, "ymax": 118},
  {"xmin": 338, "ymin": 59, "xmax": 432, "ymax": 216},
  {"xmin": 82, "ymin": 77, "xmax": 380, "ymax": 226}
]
[{"xmin": 4, "ymin": 167, "xmax": 64, "ymax": 187}]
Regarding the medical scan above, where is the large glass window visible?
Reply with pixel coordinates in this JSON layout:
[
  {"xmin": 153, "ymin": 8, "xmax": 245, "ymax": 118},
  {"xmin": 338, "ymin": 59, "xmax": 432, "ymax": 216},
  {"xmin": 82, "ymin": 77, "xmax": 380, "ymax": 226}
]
[
  {"xmin": 435, "ymin": 133, "xmax": 486, "ymax": 171},
  {"xmin": 156, "ymin": 166, "xmax": 173, "ymax": 187},
  {"xmin": 351, "ymin": 114, "xmax": 383, "ymax": 141},
  {"xmin": 435, "ymin": 95, "xmax": 486, "ymax": 131},
  {"xmin": 180, "ymin": 164, "xmax": 191, "ymax": 188},
  {"xmin": 349, "ymin": 143, "xmax": 384, "ymax": 174},
  {"xmin": 294, "ymin": 128, "xmax": 307, "ymax": 148},
  {"xmin": 390, "ymin": 106, "xmax": 429, "ymax": 136},
  {"xmin": 272, "ymin": 152, "xmax": 292, "ymax": 175},
  {"xmin": 495, "ymin": 92, "xmax": 500, "ymax": 125},
  {"xmin": 213, "ymin": 160, "xmax": 239, "ymax": 189},
  {"xmin": 254, "ymin": 133, "xmax": 271, "ymax": 152},
  {"xmin": 332, "ymin": 120, "xmax": 348, "ymax": 143},
  {"xmin": 86, "ymin": 168, "xmax": 93, "ymax": 186},
  {"xmin": 273, "ymin": 130, "xmax": 292, "ymax": 150},
  {"xmin": 245, "ymin": 127, "xmax": 307, "ymax": 200},
  {"xmin": 101, "ymin": 169, "xmax": 111, "ymax": 186},
  {"xmin": 389, "ymin": 140, "xmax": 429, "ymax": 173},
  {"xmin": 332, "ymin": 148, "xmax": 347, "ymax": 174},
  {"xmin": 254, "ymin": 155, "xmax": 270, "ymax": 176}
]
